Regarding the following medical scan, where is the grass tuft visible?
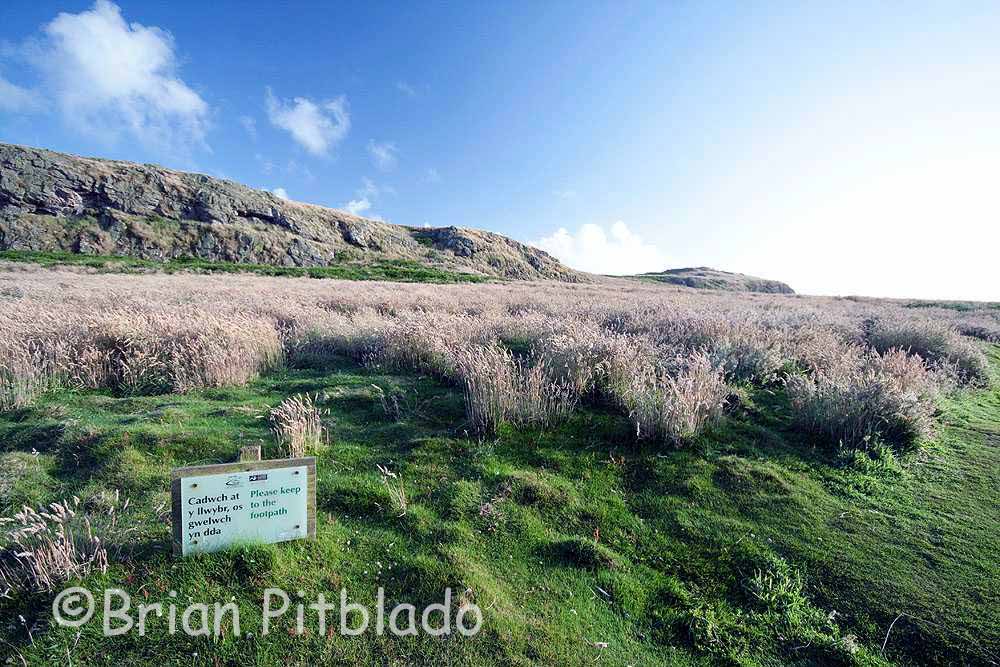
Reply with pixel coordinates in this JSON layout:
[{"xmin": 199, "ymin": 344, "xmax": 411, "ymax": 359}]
[
  {"xmin": 548, "ymin": 536, "xmax": 620, "ymax": 570},
  {"xmin": 268, "ymin": 392, "xmax": 327, "ymax": 457}
]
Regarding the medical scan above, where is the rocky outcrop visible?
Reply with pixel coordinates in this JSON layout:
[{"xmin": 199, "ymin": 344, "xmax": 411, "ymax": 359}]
[
  {"xmin": 637, "ymin": 267, "xmax": 795, "ymax": 294},
  {"xmin": 0, "ymin": 143, "xmax": 584, "ymax": 281}
]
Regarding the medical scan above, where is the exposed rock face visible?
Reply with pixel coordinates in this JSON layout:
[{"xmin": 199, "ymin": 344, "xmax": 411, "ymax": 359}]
[
  {"xmin": 0, "ymin": 143, "xmax": 584, "ymax": 281},
  {"xmin": 638, "ymin": 267, "xmax": 795, "ymax": 294}
]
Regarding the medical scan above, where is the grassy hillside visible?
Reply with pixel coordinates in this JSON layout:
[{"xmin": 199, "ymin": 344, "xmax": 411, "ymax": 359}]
[
  {"xmin": 634, "ymin": 267, "xmax": 795, "ymax": 294},
  {"xmin": 0, "ymin": 250, "xmax": 488, "ymax": 283},
  {"xmin": 1, "ymin": 350, "xmax": 997, "ymax": 665},
  {"xmin": 1, "ymin": 268, "xmax": 997, "ymax": 665}
]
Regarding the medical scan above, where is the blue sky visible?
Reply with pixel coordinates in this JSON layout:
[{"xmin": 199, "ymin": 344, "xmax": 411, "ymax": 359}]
[{"xmin": 1, "ymin": 1, "xmax": 998, "ymax": 300}]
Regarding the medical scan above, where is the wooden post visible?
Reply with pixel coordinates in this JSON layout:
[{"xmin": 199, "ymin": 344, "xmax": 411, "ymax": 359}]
[{"xmin": 239, "ymin": 445, "xmax": 262, "ymax": 462}]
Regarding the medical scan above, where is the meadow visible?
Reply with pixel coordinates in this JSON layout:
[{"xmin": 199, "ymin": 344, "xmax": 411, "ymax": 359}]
[{"xmin": 0, "ymin": 263, "xmax": 997, "ymax": 665}]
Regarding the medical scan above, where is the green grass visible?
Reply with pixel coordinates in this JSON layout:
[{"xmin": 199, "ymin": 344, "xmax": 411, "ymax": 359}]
[
  {"xmin": 0, "ymin": 350, "xmax": 997, "ymax": 665},
  {"xmin": 903, "ymin": 299, "xmax": 1000, "ymax": 312},
  {"xmin": 0, "ymin": 250, "xmax": 488, "ymax": 284}
]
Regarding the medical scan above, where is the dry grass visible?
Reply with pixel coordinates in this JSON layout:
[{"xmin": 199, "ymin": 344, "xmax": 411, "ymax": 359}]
[
  {"xmin": 1, "ymin": 264, "xmax": 994, "ymax": 451},
  {"xmin": 0, "ymin": 338, "xmax": 52, "ymax": 411},
  {"xmin": 454, "ymin": 343, "xmax": 577, "ymax": 434},
  {"xmin": 786, "ymin": 347, "xmax": 937, "ymax": 451},
  {"xmin": 865, "ymin": 316, "xmax": 990, "ymax": 385},
  {"xmin": 0, "ymin": 492, "xmax": 134, "ymax": 594},
  {"xmin": 268, "ymin": 393, "xmax": 327, "ymax": 458},
  {"xmin": 0, "ymin": 307, "xmax": 282, "ymax": 407},
  {"xmin": 607, "ymin": 349, "xmax": 728, "ymax": 443},
  {"xmin": 377, "ymin": 464, "xmax": 408, "ymax": 517}
]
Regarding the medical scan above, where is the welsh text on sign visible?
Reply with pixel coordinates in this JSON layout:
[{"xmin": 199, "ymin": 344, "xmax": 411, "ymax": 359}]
[{"xmin": 171, "ymin": 458, "xmax": 316, "ymax": 556}]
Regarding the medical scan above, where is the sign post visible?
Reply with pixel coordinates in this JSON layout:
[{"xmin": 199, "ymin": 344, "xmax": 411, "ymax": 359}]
[{"xmin": 171, "ymin": 457, "xmax": 317, "ymax": 557}]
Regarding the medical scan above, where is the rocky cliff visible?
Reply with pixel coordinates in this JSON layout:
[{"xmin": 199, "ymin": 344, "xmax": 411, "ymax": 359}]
[{"xmin": 0, "ymin": 143, "xmax": 583, "ymax": 281}]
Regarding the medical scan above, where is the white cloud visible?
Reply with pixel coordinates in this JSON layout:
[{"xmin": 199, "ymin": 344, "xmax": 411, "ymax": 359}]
[
  {"xmin": 271, "ymin": 187, "xmax": 288, "ymax": 199},
  {"xmin": 553, "ymin": 189, "xmax": 577, "ymax": 200},
  {"xmin": 22, "ymin": 0, "xmax": 208, "ymax": 151},
  {"xmin": 424, "ymin": 167, "xmax": 441, "ymax": 183},
  {"xmin": 395, "ymin": 81, "xmax": 416, "ymax": 97},
  {"xmin": 530, "ymin": 221, "xmax": 667, "ymax": 275},
  {"xmin": 342, "ymin": 178, "xmax": 389, "ymax": 217},
  {"xmin": 359, "ymin": 178, "xmax": 379, "ymax": 198},
  {"xmin": 0, "ymin": 74, "xmax": 41, "ymax": 112},
  {"xmin": 345, "ymin": 198, "xmax": 371, "ymax": 215},
  {"xmin": 266, "ymin": 88, "xmax": 349, "ymax": 156},
  {"xmin": 239, "ymin": 115, "xmax": 257, "ymax": 140},
  {"xmin": 367, "ymin": 140, "xmax": 398, "ymax": 171}
]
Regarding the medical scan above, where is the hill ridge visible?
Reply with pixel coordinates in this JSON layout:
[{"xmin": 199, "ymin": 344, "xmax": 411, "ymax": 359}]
[
  {"xmin": 0, "ymin": 143, "xmax": 583, "ymax": 281},
  {"xmin": 637, "ymin": 266, "xmax": 795, "ymax": 294}
]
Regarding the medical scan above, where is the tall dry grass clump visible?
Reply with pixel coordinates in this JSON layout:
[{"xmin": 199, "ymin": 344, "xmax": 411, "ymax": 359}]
[
  {"xmin": 953, "ymin": 317, "xmax": 1000, "ymax": 343},
  {"xmin": 165, "ymin": 314, "xmax": 284, "ymax": 391},
  {"xmin": 645, "ymin": 313, "xmax": 787, "ymax": 384},
  {"xmin": 785, "ymin": 347, "xmax": 936, "ymax": 451},
  {"xmin": 607, "ymin": 349, "xmax": 728, "ymax": 444},
  {"xmin": 532, "ymin": 324, "xmax": 612, "ymax": 397},
  {"xmin": 269, "ymin": 393, "xmax": 328, "ymax": 458},
  {"xmin": 94, "ymin": 311, "xmax": 283, "ymax": 393},
  {"xmin": 489, "ymin": 309, "xmax": 559, "ymax": 350},
  {"xmin": 0, "ymin": 265, "xmax": 991, "ymax": 456},
  {"xmin": 0, "ymin": 338, "xmax": 56, "ymax": 411},
  {"xmin": 285, "ymin": 307, "xmax": 390, "ymax": 367},
  {"xmin": 864, "ymin": 317, "xmax": 989, "ymax": 385},
  {"xmin": 1, "ymin": 307, "xmax": 283, "ymax": 404},
  {"xmin": 702, "ymin": 319, "xmax": 786, "ymax": 384},
  {"xmin": 454, "ymin": 342, "xmax": 577, "ymax": 434},
  {"xmin": 538, "ymin": 329, "xmax": 729, "ymax": 443},
  {"xmin": 362, "ymin": 311, "xmax": 474, "ymax": 379},
  {"xmin": 785, "ymin": 325, "xmax": 853, "ymax": 376},
  {"xmin": 0, "ymin": 492, "xmax": 133, "ymax": 594}
]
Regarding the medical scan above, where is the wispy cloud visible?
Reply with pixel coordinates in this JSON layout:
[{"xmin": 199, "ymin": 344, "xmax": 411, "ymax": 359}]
[
  {"xmin": 271, "ymin": 187, "xmax": 288, "ymax": 199},
  {"xmin": 343, "ymin": 178, "xmax": 386, "ymax": 217},
  {"xmin": 553, "ymin": 189, "xmax": 577, "ymax": 200},
  {"xmin": 367, "ymin": 140, "xmax": 398, "ymax": 171},
  {"xmin": 0, "ymin": 74, "xmax": 41, "ymax": 112},
  {"xmin": 530, "ymin": 221, "xmax": 666, "ymax": 275},
  {"xmin": 395, "ymin": 81, "xmax": 417, "ymax": 97},
  {"xmin": 285, "ymin": 159, "xmax": 316, "ymax": 183},
  {"xmin": 424, "ymin": 167, "xmax": 441, "ymax": 184},
  {"xmin": 9, "ymin": 0, "xmax": 208, "ymax": 152},
  {"xmin": 266, "ymin": 87, "xmax": 350, "ymax": 156},
  {"xmin": 253, "ymin": 153, "xmax": 274, "ymax": 174},
  {"xmin": 359, "ymin": 178, "xmax": 380, "ymax": 198},
  {"xmin": 239, "ymin": 115, "xmax": 257, "ymax": 140}
]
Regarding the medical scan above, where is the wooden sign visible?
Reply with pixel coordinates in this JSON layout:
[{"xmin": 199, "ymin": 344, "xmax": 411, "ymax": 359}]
[{"xmin": 171, "ymin": 457, "xmax": 317, "ymax": 556}]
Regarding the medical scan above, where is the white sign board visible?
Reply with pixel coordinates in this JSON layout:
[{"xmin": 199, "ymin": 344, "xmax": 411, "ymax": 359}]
[{"xmin": 172, "ymin": 458, "xmax": 315, "ymax": 556}]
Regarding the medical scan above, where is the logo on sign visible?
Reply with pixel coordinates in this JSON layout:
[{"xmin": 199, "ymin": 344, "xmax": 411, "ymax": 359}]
[{"xmin": 249, "ymin": 473, "xmax": 269, "ymax": 482}]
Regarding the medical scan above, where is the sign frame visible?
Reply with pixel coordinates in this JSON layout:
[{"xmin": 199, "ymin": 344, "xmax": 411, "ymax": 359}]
[{"xmin": 171, "ymin": 457, "xmax": 317, "ymax": 557}]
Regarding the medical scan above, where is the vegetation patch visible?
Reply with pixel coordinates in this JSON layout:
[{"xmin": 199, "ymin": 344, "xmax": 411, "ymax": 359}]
[
  {"xmin": 547, "ymin": 535, "xmax": 621, "ymax": 570},
  {"xmin": 0, "ymin": 266, "xmax": 997, "ymax": 665},
  {"xmin": 0, "ymin": 250, "xmax": 488, "ymax": 283}
]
